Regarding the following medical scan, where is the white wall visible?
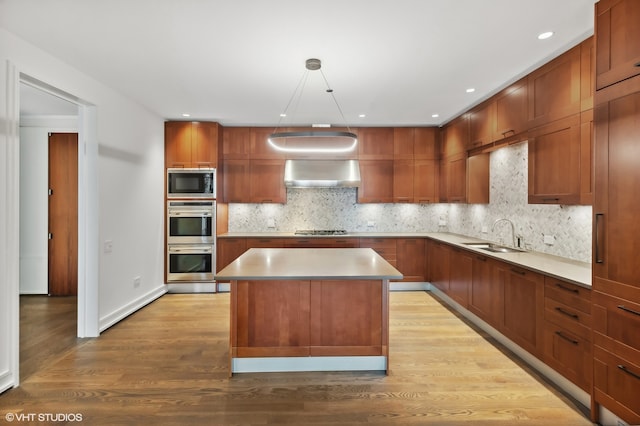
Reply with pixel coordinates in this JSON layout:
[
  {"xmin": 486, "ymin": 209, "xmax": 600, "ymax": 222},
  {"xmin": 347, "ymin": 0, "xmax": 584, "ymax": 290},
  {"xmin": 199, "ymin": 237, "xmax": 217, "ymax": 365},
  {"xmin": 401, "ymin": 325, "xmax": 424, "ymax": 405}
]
[
  {"xmin": 0, "ymin": 27, "xmax": 166, "ymax": 391},
  {"xmin": 19, "ymin": 117, "xmax": 78, "ymax": 294}
]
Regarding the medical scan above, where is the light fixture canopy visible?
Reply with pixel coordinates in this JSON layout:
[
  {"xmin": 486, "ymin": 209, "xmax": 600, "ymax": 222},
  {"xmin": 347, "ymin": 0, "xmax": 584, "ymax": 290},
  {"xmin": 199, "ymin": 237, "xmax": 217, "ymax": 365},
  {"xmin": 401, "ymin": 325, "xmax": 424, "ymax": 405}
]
[{"xmin": 269, "ymin": 58, "xmax": 357, "ymax": 154}]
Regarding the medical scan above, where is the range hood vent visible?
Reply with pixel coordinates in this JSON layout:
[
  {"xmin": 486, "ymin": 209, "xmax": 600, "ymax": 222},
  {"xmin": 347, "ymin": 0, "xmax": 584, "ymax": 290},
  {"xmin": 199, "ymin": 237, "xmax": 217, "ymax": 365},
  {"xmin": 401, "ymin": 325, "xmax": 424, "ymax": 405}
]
[{"xmin": 284, "ymin": 159, "xmax": 361, "ymax": 188}]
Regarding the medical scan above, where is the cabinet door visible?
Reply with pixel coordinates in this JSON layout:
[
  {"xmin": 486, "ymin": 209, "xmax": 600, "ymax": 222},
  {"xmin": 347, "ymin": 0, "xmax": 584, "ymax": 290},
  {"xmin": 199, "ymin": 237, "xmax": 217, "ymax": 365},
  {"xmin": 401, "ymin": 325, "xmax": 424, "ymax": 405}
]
[
  {"xmin": 467, "ymin": 154, "xmax": 489, "ymax": 204},
  {"xmin": 358, "ymin": 127, "xmax": 394, "ymax": 159},
  {"xmin": 216, "ymin": 238, "xmax": 247, "ymax": 273},
  {"xmin": 495, "ymin": 77, "xmax": 528, "ymax": 141},
  {"xmin": 414, "ymin": 159, "xmax": 438, "ymax": 203},
  {"xmin": 428, "ymin": 241, "xmax": 450, "ymax": 294},
  {"xmin": 250, "ymin": 127, "xmax": 283, "ymax": 159},
  {"xmin": 469, "ymin": 256, "xmax": 502, "ymax": 328},
  {"xmin": 222, "ymin": 127, "xmax": 251, "ymax": 159},
  {"xmin": 579, "ymin": 109, "xmax": 594, "ymax": 205},
  {"xmin": 357, "ymin": 160, "xmax": 394, "ymax": 203},
  {"xmin": 449, "ymin": 247, "xmax": 472, "ymax": 308},
  {"xmin": 393, "ymin": 127, "xmax": 414, "ymax": 159},
  {"xmin": 165, "ymin": 121, "xmax": 192, "ymax": 168},
  {"xmin": 446, "ymin": 152, "xmax": 467, "ymax": 203},
  {"xmin": 593, "ymin": 91, "xmax": 640, "ymax": 288},
  {"xmin": 245, "ymin": 238, "xmax": 285, "ymax": 248},
  {"xmin": 502, "ymin": 266, "xmax": 544, "ymax": 357},
  {"xmin": 528, "ymin": 114, "xmax": 581, "ymax": 204},
  {"xmin": 393, "ymin": 159, "xmax": 414, "ymax": 203},
  {"xmin": 441, "ymin": 115, "xmax": 469, "ymax": 157},
  {"xmin": 528, "ymin": 44, "xmax": 581, "ymax": 129},
  {"xmin": 191, "ymin": 122, "xmax": 219, "ymax": 168},
  {"xmin": 396, "ymin": 238, "xmax": 425, "ymax": 282},
  {"xmin": 468, "ymin": 100, "xmax": 496, "ymax": 149},
  {"xmin": 413, "ymin": 127, "xmax": 438, "ymax": 160},
  {"xmin": 580, "ymin": 36, "xmax": 595, "ymax": 111},
  {"xmin": 595, "ymin": 0, "xmax": 640, "ymax": 90},
  {"xmin": 250, "ymin": 159, "xmax": 286, "ymax": 203},
  {"xmin": 360, "ymin": 238, "xmax": 397, "ymax": 267},
  {"xmin": 222, "ymin": 159, "xmax": 250, "ymax": 203}
]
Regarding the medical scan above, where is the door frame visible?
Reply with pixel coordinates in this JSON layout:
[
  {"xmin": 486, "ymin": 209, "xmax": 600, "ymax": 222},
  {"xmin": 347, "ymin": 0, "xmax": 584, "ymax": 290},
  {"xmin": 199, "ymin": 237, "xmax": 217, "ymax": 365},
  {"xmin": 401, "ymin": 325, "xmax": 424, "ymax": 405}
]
[{"xmin": 3, "ymin": 63, "xmax": 100, "ymax": 389}]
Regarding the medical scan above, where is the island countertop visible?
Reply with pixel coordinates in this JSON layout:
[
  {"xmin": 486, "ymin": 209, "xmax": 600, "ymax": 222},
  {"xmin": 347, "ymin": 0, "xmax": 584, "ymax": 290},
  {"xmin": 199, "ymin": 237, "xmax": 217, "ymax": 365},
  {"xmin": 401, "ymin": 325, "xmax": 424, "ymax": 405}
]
[{"xmin": 215, "ymin": 247, "xmax": 403, "ymax": 281}]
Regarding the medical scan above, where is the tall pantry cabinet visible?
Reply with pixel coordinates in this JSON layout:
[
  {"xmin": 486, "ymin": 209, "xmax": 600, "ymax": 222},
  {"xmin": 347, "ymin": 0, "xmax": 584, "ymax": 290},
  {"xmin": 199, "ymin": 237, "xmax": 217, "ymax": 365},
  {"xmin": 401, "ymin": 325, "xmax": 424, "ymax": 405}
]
[{"xmin": 592, "ymin": 0, "xmax": 640, "ymax": 423}]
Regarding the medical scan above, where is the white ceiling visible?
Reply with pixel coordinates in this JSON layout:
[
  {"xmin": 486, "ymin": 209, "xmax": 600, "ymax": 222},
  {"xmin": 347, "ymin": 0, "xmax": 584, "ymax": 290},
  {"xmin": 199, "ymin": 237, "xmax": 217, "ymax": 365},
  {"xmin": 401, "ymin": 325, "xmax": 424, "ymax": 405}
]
[{"xmin": 1, "ymin": 0, "xmax": 596, "ymax": 127}]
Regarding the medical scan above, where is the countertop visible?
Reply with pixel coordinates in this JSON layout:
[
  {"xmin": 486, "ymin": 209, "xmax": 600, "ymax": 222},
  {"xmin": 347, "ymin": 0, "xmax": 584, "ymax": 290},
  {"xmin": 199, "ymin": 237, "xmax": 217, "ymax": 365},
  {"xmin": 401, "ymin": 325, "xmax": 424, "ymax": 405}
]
[
  {"xmin": 217, "ymin": 232, "xmax": 592, "ymax": 288},
  {"xmin": 215, "ymin": 248, "xmax": 403, "ymax": 281}
]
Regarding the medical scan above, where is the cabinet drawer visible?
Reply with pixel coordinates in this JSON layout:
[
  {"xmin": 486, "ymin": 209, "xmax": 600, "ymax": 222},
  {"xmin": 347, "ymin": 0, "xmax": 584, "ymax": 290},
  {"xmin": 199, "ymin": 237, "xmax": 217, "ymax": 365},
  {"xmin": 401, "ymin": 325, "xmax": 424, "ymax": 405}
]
[
  {"xmin": 284, "ymin": 238, "xmax": 359, "ymax": 248},
  {"xmin": 544, "ymin": 298, "xmax": 591, "ymax": 340},
  {"xmin": 544, "ymin": 276, "xmax": 591, "ymax": 313},
  {"xmin": 245, "ymin": 238, "xmax": 284, "ymax": 248},
  {"xmin": 543, "ymin": 321, "xmax": 592, "ymax": 392},
  {"xmin": 593, "ymin": 290, "xmax": 640, "ymax": 362},
  {"xmin": 359, "ymin": 238, "xmax": 397, "ymax": 249},
  {"xmin": 594, "ymin": 345, "xmax": 640, "ymax": 424}
]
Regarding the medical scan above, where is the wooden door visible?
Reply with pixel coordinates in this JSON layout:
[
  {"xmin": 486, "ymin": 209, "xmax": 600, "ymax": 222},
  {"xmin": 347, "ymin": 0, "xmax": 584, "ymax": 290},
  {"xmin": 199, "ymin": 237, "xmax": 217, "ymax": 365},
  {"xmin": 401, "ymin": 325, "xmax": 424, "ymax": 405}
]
[
  {"xmin": 468, "ymin": 100, "xmax": 496, "ymax": 149},
  {"xmin": 357, "ymin": 160, "xmax": 394, "ymax": 203},
  {"xmin": 393, "ymin": 159, "xmax": 414, "ymax": 203},
  {"xmin": 191, "ymin": 122, "xmax": 219, "ymax": 168},
  {"xmin": 495, "ymin": 77, "xmax": 528, "ymax": 140},
  {"xmin": 249, "ymin": 159, "xmax": 286, "ymax": 203},
  {"xmin": 48, "ymin": 133, "xmax": 78, "ymax": 296},
  {"xmin": 164, "ymin": 121, "xmax": 192, "ymax": 168},
  {"xmin": 414, "ymin": 159, "xmax": 438, "ymax": 203},
  {"xmin": 449, "ymin": 247, "xmax": 472, "ymax": 308}
]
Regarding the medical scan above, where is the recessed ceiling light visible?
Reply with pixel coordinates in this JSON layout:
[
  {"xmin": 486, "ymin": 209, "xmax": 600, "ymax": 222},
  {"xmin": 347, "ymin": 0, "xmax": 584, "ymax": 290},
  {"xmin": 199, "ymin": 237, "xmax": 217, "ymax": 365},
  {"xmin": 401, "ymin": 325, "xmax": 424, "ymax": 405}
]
[
  {"xmin": 359, "ymin": 114, "xmax": 366, "ymax": 118},
  {"xmin": 431, "ymin": 114, "xmax": 439, "ymax": 118},
  {"xmin": 466, "ymin": 88, "xmax": 475, "ymax": 93},
  {"xmin": 182, "ymin": 113, "xmax": 191, "ymax": 117},
  {"xmin": 538, "ymin": 31, "xmax": 554, "ymax": 40},
  {"xmin": 280, "ymin": 113, "xmax": 287, "ymax": 117}
]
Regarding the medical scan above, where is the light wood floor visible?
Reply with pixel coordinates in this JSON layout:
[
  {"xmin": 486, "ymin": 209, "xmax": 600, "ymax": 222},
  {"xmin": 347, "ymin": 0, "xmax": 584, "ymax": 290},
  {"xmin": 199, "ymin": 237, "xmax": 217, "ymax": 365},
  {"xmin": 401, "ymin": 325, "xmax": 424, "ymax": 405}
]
[{"xmin": 1, "ymin": 292, "xmax": 594, "ymax": 425}]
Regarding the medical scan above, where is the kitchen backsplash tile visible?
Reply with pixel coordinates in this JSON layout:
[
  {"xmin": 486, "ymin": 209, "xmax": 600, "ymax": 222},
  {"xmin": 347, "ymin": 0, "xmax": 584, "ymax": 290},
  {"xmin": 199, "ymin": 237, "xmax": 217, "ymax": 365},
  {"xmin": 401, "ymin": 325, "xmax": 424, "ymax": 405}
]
[{"xmin": 228, "ymin": 142, "xmax": 592, "ymax": 263}]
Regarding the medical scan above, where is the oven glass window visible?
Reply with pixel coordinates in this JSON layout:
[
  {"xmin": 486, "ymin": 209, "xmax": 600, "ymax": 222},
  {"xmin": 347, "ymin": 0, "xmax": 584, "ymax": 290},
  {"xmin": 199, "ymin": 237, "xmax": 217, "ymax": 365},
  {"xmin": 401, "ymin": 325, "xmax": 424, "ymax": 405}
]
[
  {"xmin": 170, "ymin": 216, "xmax": 212, "ymax": 237},
  {"xmin": 169, "ymin": 252, "xmax": 212, "ymax": 274}
]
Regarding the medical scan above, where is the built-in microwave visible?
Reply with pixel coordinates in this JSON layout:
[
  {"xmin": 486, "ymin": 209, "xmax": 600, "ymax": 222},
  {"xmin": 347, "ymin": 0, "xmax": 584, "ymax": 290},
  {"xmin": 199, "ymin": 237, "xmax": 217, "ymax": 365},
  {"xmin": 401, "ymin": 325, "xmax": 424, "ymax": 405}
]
[
  {"xmin": 167, "ymin": 201, "xmax": 215, "ymax": 244},
  {"xmin": 167, "ymin": 168, "xmax": 216, "ymax": 199},
  {"xmin": 167, "ymin": 244, "xmax": 215, "ymax": 282}
]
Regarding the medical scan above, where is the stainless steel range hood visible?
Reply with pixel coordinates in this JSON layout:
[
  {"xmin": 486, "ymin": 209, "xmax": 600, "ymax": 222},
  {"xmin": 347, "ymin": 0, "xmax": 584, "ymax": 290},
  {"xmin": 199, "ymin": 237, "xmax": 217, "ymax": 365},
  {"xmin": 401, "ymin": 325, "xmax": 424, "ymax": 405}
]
[{"xmin": 284, "ymin": 159, "xmax": 361, "ymax": 188}]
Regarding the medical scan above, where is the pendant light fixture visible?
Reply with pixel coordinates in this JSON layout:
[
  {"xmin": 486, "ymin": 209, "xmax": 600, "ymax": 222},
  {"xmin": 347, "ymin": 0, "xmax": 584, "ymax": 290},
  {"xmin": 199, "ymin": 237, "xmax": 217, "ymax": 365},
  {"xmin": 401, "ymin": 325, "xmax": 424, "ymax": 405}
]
[{"xmin": 267, "ymin": 58, "xmax": 358, "ymax": 154}]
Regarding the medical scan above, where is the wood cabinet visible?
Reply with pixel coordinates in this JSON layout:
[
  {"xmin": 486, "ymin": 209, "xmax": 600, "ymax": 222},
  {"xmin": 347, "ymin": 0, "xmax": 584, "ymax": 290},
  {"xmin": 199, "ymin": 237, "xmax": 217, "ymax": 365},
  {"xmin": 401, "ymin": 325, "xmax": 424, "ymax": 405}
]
[
  {"xmin": 595, "ymin": 0, "xmax": 640, "ymax": 90},
  {"xmin": 440, "ymin": 152, "xmax": 466, "ymax": 203},
  {"xmin": 244, "ymin": 238, "xmax": 284, "ymax": 248},
  {"xmin": 448, "ymin": 247, "xmax": 472, "ymax": 308},
  {"xmin": 358, "ymin": 160, "xmax": 394, "ymax": 203},
  {"xmin": 501, "ymin": 265, "xmax": 544, "ymax": 357},
  {"xmin": 413, "ymin": 127, "xmax": 439, "ymax": 159},
  {"xmin": 441, "ymin": 115, "xmax": 469, "ymax": 158},
  {"xmin": 165, "ymin": 121, "xmax": 220, "ymax": 168},
  {"xmin": 592, "ymin": 81, "xmax": 640, "ymax": 424},
  {"xmin": 542, "ymin": 277, "xmax": 592, "ymax": 392},
  {"xmin": 360, "ymin": 238, "xmax": 397, "ymax": 268},
  {"xmin": 527, "ymin": 114, "xmax": 582, "ymax": 205},
  {"xmin": 283, "ymin": 238, "xmax": 359, "ymax": 248},
  {"xmin": 466, "ymin": 153, "xmax": 489, "ymax": 204},
  {"xmin": 222, "ymin": 127, "xmax": 251, "ymax": 159},
  {"xmin": 250, "ymin": 159, "xmax": 286, "ymax": 203},
  {"xmin": 250, "ymin": 127, "xmax": 284, "ymax": 159},
  {"xmin": 494, "ymin": 77, "xmax": 529, "ymax": 143},
  {"xmin": 469, "ymin": 255, "xmax": 502, "ymax": 329},
  {"xmin": 358, "ymin": 127, "xmax": 394, "ymax": 159},
  {"xmin": 396, "ymin": 238, "xmax": 425, "ymax": 282},
  {"xmin": 216, "ymin": 238, "xmax": 247, "ymax": 274},
  {"xmin": 222, "ymin": 159, "xmax": 250, "ymax": 203},
  {"xmin": 393, "ymin": 159, "xmax": 414, "ymax": 203},
  {"xmin": 413, "ymin": 159, "xmax": 438, "ymax": 203},
  {"xmin": 468, "ymin": 100, "xmax": 496, "ymax": 149},
  {"xmin": 528, "ymin": 44, "xmax": 582, "ymax": 129},
  {"xmin": 427, "ymin": 240, "xmax": 450, "ymax": 294}
]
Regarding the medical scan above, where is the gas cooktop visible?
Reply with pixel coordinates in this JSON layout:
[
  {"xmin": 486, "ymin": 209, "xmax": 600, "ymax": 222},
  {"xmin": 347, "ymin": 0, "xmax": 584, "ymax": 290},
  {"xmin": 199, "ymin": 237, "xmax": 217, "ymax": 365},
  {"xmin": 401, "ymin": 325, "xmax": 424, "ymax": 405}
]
[{"xmin": 294, "ymin": 229, "xmax": 348, "ymax": 236}]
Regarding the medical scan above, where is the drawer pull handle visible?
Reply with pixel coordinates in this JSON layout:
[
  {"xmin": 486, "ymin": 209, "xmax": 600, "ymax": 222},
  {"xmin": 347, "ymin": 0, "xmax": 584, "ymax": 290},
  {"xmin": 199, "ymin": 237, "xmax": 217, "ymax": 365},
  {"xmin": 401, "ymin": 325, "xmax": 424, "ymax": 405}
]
[
  {"xmin": 617, "ymin": 305, "xmax": 640, "ymax": 317},
  {"xmin": 555, "ymin": 331, "xmax": 579, "ymax": 345},
  {"xmin": 617, "ymin": 365, "xmax": 640, "ymax": 381},
  {"xmin": 510, "ymin": 268, "xmax": 526, "ymax": 275},
  {"xmin": 555, "ymin": 283, "xmax": 579, "ymax": 294},
  {"xmin": 476, "ymin": 256, "xmax": 487, "ymax": 262},
  {"xmin": 555, "ymin": 307, "xmax": 579, "ymax": 320}
]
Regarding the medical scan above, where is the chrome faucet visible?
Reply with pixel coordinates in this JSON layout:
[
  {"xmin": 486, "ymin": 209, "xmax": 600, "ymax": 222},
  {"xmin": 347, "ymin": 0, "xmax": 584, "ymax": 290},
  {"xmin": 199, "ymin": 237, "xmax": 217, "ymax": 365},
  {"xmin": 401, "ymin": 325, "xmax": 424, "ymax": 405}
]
[{"xmin": 491, "ymin": 218, "xmax": 519, "ymax": 248}]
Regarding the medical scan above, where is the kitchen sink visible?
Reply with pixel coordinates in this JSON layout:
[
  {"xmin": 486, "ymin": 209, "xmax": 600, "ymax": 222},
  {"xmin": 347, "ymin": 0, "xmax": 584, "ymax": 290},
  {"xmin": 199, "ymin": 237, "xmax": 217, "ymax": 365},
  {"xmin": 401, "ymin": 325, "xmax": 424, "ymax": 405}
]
[{"xmin": 462, "ymin": 242, "xmax": 523, "ymax": 253}]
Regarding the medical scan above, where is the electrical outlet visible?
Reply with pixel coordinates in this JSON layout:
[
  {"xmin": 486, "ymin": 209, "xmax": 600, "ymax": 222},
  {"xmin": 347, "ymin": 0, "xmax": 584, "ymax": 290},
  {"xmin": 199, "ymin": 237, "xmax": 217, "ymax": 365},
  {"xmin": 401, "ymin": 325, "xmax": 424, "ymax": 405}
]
[
  {"xmin": 104, "ymin": 240, "xmax": 113, "ymax": 253},
  {"xmin": 616, "ymin": 420, "xmax": 628, "ymax": 426},
  {"xmin": 367, "ymin": 221, "xmax": 375, "ymax": 228},
  {"xmin": 543, "ymin": 234, "xmax": 555, "ymax": 245},
  {"xmin": 133, "ymin": 276, "xmax": 141, "ymax": 287},
  {"xmin": 267, "ymin": 218, "xmax": 276, "ymax": 228},
  {"xmin": 438, "ymin": 219, "xmax": 447, "ymax": 226},
  {"xmin": 481, "ymin": 225, "xmax": 488, "ymax": 233}
]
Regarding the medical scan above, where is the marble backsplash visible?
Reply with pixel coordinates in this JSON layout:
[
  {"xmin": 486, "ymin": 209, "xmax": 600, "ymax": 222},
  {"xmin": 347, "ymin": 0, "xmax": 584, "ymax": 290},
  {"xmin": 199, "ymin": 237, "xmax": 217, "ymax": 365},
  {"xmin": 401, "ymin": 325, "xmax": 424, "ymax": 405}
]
[{"xmin": 228, "ymin": 142, "xmax": 592, "ymax": 263}]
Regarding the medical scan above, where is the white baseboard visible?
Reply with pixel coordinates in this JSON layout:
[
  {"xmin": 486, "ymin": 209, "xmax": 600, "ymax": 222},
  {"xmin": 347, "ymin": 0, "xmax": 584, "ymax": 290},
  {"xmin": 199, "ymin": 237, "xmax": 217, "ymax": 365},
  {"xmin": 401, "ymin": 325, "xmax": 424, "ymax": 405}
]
[
  {"xmin": 166, "ymin": 282, "xmax": 217, "ymax": 293},
  {"xmin": 99, "ymin": 285, "xmax": 167, "ymax": 332},
  {"xmin": 0, "ymin": 368, "xmax": 15, "ymax": 394},
  {"xmin": 232, "ymin": 356, "xmax": 386, "ymax": 374}
]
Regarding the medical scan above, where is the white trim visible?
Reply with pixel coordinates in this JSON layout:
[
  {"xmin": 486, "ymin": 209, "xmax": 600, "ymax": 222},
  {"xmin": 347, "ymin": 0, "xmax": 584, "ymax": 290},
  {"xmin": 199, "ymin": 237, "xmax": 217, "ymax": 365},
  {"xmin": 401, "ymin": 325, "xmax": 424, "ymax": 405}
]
[
  {"xmin": 232, "ymin": 356, "xmax": 387, "ymax": 374},
  {"xmin": 166, "ymin": 283, "xmax": 217, "ymax": 293},
  {"xmin": 389, "ymin": 281, "xmax": 429, "ymax": 291},
  {"xmin": 99, "ymin": 285, "xmax": 167, "ymax": 332}
]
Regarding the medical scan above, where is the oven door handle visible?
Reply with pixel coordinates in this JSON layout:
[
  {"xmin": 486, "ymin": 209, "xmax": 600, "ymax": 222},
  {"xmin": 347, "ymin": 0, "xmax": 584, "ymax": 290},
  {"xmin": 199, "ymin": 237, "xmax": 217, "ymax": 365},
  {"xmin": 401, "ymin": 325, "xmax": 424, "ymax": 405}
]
[
  {"xmin": 169, "ymin": 247, "xmax": 212, "ymax": 254},
  {"xmin": 168, "ymin": 210, "xmax": 212, "ymax": 216}
]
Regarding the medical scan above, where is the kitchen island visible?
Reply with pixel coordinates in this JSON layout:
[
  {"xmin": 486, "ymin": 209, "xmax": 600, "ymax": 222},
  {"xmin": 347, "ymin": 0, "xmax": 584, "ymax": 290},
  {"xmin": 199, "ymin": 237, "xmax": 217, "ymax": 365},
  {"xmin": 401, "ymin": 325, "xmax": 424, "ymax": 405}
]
[{"xmin": 215, "ymin": 248, "xmax": 403, "ymax": 375}]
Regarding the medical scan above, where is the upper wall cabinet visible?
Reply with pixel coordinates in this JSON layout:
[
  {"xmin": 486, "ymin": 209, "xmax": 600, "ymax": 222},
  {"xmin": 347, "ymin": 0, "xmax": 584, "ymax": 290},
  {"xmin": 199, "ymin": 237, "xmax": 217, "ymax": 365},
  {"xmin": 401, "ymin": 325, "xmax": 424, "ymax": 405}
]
[
  {"xmin": 222, "ymin": 127, "xmax": 251, "ymax": 159},
  {"xmin": 595, "ymin": 0, "xmax": 640, "ymax": 90},
  {"xmin": 165, "ymin": 121, "xmax": 220, "ymax": 168},
  {"xmin": 358, "ymin": 127, "xmax": 394, "ymax": 159},
  {"xmin": 528, "ymin": 44, "xmax": 582, "ymax": 130},
  {"xmin": 468, "ymin": 100, "xmax": 496, "ymax": 149},
  {"xmin": 494, "ymin": 77, "xmax": 529, "ymax": 143}
]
